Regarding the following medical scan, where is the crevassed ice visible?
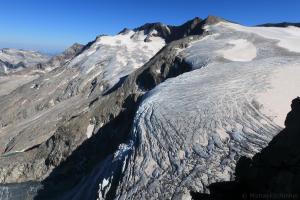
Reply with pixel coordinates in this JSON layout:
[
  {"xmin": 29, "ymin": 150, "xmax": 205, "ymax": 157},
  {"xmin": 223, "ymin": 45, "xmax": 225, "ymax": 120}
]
[{"xmin": 114, "ymin": 21, "xmax": 300, "ymax": 199}]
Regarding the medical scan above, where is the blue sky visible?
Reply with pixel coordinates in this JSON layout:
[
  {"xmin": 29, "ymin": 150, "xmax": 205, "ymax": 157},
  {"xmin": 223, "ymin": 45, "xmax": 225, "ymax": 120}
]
[{"xmin": 0, "ymin": 0, "xmax": 299, "ymax": 54}]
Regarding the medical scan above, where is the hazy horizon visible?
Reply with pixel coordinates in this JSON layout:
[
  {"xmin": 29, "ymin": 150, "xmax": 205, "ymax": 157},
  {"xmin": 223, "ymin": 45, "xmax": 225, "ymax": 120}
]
[{"xmin": 0, "ymin": 0, "xmax": 299, "ymax": 54}]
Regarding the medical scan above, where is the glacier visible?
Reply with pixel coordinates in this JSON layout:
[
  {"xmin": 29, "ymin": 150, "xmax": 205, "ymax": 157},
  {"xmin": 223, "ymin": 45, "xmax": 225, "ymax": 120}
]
[{"xmin": 109, "ymin": 22, "xmax": 300, "ymax": 199}]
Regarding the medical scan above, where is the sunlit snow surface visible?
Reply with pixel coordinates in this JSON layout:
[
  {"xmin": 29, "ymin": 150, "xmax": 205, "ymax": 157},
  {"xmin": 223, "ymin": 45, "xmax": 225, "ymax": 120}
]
[
  {"xmin": 217, "ymin": 39, "xmax": 257, "ymax": 61},
  {"xmin": 217, "ymin": 22, "xmax": 300, "ymax": 53},
  {"xmin": 112, "ymin": 22, "xmax": 300, "ymax": 199},
  {"xmin": 69, "ymin": 30, "xmax": 165, "ymax": 87}
]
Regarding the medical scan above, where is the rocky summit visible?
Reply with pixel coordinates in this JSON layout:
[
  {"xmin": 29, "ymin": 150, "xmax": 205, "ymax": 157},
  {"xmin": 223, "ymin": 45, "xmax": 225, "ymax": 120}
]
[{"xmin": 0, "ymin": 16, "xmax": 300, "ymax": 200}]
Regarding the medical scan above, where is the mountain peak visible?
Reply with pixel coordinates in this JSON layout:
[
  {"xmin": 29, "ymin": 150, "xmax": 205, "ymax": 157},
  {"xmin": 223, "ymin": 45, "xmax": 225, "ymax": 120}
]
[
  {"xmin": 115, "ymin": 16, "xmax": 224, "ymax": 44},
  {"xmin": 184, "ymin": 17, "xmax": 203, "ymax": 26},
  {"xmin": 133, "ymin": 22, "xmax": 168, "ymax": 34},
  {"xmin": 204, "ymin": 15, "xmax": 223, "ymax": 25},
  {"xmin": 118, "ymin": 28, "xmax": 132, "ymax": 35},
  {"xmin": 65, "ymin": 43, "xmax": 84, "ymax": 52}
]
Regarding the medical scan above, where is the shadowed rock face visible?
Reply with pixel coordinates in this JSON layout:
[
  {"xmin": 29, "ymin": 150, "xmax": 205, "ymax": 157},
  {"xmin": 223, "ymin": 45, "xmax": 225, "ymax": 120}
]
[{"xmin": 191, "ymin": 97, "xmax": 300, "ymax": 200}]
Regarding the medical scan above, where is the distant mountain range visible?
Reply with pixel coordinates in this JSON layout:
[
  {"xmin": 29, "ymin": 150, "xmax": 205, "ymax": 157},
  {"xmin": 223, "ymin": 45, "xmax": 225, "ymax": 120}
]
[
  {"xmin": 258, "ymin": 22, "xmax": 300, "ymax": 27},
  {"xmin": 0, "ymin": 48, "xmax": 49, "ymax": 74}
]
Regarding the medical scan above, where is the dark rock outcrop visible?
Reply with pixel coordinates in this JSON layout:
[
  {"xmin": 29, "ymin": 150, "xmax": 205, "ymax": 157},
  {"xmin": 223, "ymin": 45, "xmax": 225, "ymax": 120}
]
[
  {"xmin": 134, "ymin": 16, "xmax": 223, "ymax": 43},
  {"xmin": 258, "ymin": 22, "xmax": 300, "ymax": 28}
]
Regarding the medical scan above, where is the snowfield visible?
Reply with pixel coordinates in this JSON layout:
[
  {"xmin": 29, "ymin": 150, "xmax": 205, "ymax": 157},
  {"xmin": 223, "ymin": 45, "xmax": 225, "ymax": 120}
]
[
  {"xmin": 217, "ymin": 39, "xmax": 257, "ymax": 61},
  {"xmin": 219, "ymin": 22, "xmax": 300, "ymax": 53},
  {"xmin": 110, "ymin": 22, "xmax": 300, "ymax": 199},
  {"xmin": 69, "ymin": 29, "xmax": 165, "ymax": 87},
  {"xmin": 256, "ymin": 64, "xmax": 300, "ymax": 127}
]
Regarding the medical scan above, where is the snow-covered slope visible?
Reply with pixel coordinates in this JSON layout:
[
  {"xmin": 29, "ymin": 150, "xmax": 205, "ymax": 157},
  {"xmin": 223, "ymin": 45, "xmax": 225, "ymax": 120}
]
[
  {"xmin": 104, "ymin": 21, "xmax": 300, "ymax": 199},
  {"xmin": 217, "ymin": 22, "xmax": 300, "ymax": 53},
  {"xmin": 68, "ymin": 29, "xmax": 165, "ymax": 87},
  {"xmin": 0, "ymin": 48, "xmax": 49, "ymax": 74}
]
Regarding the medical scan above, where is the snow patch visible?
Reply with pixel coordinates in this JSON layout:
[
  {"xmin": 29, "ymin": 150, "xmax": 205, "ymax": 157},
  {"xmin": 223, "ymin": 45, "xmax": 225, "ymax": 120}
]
[
  {"xmin": 86, "ymin": 124, "xmax": 95, "ymax": 138},
  {"xmin": 256, "ymin": 64, "xmax": 300, "ymax": 127},
  {"xmin": 217, "ymin": 39, "xmax": 257, "ymax": 62},
  {"xmin": 69, "ymin": 30, "xmax": 165, "ymax": 88},
  {"xmin": 101, "ymin": 178, "xmax": 109, "ymax": 188}
]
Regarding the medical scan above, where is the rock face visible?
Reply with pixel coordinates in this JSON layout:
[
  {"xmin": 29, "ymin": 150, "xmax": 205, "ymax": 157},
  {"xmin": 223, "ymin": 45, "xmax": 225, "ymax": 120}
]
[
  {"xmin": 191, "ymin": 97, "xmax": 300, "ymax": 200},
  {"xmin": 0, "ymin": 48, "xmax": 49, "ymax": 74},
  {"xmin": 0, "ymin": 16, "xmax": 300, "ymax": 200},
  {"xmin": 37, "ymin": 43, "xmax": 84, "ymax": 71},
  {"xmin": 134, "ymin": 16, "xmax": 223, "ymax": 43}
]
